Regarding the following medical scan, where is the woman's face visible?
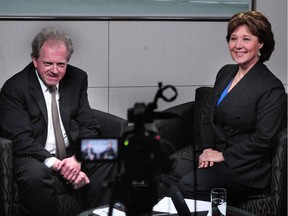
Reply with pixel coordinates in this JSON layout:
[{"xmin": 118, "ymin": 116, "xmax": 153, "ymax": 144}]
[{"xmin": 228, "ymin": 25, "xmax": 263, "ymax": 70}]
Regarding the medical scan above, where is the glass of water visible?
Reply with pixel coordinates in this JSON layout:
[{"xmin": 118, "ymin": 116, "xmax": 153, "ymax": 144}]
[{"xmin": 210, "ymin": 188, "xmax": 227, "ymax": 216}]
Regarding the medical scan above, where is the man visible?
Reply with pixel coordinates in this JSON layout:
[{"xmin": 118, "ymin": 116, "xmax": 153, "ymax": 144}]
[
  {"xmin": 100, "ymin": 141, "xmax": 116, "ymax": 159},
  {"xmin": 0, "ymin": 27, "xmax": 115, "ymax": 215},
  {"xmin": 83, "ymin": 143, "xmax": 98, "ymax": 161}
]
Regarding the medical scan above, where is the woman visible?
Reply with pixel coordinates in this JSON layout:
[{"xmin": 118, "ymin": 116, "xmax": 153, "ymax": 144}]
[{"xmin": 160, "ymin": 11, "xmax": 287, "ymax": 205}]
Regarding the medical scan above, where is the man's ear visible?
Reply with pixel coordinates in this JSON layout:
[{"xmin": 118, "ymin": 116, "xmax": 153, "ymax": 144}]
[{"xmin": 31, "ymin": 56, "xmax": 38, "ymax": 68}]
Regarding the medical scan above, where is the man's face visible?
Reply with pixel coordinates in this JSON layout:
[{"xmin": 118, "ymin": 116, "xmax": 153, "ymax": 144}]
[{"xmin": 32, "ymin": 40, "xmax": 68, "ymax": 86}]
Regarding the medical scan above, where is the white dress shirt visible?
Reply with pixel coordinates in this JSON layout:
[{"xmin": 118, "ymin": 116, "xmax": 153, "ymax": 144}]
[{"xmin": 35, "ymin": 70, "xmax": 69, "ymax": 167}]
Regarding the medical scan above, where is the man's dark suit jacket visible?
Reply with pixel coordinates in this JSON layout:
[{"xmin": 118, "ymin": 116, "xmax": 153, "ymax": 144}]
[
  {"xmin": 200, "ymin": 61, "xmax": 287, "ymax": 190},
  {"xmin": 0, "ymin": 62, "xmax": 99, "ymax": 162}
]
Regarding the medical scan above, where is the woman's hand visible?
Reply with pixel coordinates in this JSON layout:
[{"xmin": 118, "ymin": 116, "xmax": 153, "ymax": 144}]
[{"xmin": 198, "ymin": 148, "xmax": 225, "ymax": 168}]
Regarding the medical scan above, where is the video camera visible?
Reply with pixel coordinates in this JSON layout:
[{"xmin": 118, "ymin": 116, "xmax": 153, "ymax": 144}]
[{"xmin": 77, "ymin": 83, "xmax": 178, "ymax": 215}]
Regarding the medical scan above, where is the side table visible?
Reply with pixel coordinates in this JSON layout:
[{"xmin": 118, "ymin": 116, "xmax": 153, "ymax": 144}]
[{"xmin": 77, "ymin": 205, "xmax": 256, "ymax": 216}]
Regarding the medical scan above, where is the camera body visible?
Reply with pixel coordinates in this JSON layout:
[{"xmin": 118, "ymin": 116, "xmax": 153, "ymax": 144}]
[{"xmin": 77, "ymin": 83, "xmax": 178, "ymax": 215}]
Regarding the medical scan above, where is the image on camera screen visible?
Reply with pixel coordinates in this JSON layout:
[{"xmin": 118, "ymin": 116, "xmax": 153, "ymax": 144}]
[{"xmin": 80, "ymin": 138, "xmax": 118, "ymax": 161}]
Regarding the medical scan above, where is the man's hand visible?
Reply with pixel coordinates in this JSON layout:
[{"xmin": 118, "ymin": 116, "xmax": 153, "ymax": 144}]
[
  {"xmin": 198, "ymin": 148, "xmax": 225, "ymax": 168},
  {"xmin": 51, "ymin": 156, "xmax": 89, "ymax": 189},
  {"xmin": 51, "ymin": 159, "xmax": 64, "ymax": 171},
  {"xmin": 71, "ymin": 171, "xmax": 90, "ymax": 190},
  {"xmin": 59, "ymin": 155, "xmax": 81, "ymax": 182}
]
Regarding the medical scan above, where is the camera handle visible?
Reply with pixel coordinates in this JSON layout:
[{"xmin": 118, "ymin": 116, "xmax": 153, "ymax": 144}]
[{"xmin": 149, "ymin": 82, "xmax": 178, "ymax": 111}]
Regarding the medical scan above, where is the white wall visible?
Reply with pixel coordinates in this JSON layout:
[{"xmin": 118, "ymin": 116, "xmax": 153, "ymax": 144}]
[{"xmin": 0, "ymin": 0, "xmax": 286, "ymax": 119}]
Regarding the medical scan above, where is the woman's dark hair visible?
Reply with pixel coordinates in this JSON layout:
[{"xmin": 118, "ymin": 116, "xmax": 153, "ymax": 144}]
[
  {"xmin": 31, "ymin": 27, "xmax": 74, "ymax": 60},
  {"xmin": 226, "ymin": 11, "xmax": 274, "ymax": 62}
]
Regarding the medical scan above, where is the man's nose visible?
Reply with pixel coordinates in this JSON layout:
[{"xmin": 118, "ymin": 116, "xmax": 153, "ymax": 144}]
[{"xmin": 51, "ymin": 64, "xmax": 58, "ymax": 73}]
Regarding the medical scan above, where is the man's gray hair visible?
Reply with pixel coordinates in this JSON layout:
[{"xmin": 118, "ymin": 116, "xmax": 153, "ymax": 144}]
[{"xmin": 31, "ymin": 27, "xmax": 74, "ymax": 60}]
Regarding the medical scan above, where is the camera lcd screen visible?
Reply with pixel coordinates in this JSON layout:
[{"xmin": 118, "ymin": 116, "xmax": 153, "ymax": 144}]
[{"xmin": 80, "ymin": 138, "xmax": 119, "ymax": 161}]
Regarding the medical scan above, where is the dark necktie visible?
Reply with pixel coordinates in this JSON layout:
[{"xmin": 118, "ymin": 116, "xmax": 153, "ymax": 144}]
[{"xmin": 49, "ymin": 86, "xmax": 66, "ymax": 159}]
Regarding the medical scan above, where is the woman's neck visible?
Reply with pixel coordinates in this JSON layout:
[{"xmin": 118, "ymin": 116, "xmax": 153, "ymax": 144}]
[
  {"xmin": 228, "ymin": 69, "xmax": 246, "ymax": 92},
  {"xmin": 238, "ymin": 58, "xmax": 259, "ymax": 76}
]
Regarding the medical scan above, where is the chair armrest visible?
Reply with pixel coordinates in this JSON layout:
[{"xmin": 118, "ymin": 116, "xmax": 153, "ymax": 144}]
[
  {"xmin": 155, "ymin": 102, "xmax": 194, "ymax": 153},
  {"xmin": 91, "ymin": 109, "xmax": 128, "ymax": 137},
  {"xmin": 0, "ymin": 137, "xmax": 13, "ymax": 216},
  {"xmin": 271, "ymin": 127, "xmax": 287, "ymax": 216}
]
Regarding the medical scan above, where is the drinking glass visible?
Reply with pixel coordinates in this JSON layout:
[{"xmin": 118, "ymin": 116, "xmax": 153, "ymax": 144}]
[{"xmin": 210, "ymin": 188, "xmax": 227, "ymax": 216}]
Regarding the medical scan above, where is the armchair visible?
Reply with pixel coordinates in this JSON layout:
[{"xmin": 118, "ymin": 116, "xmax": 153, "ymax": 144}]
[
  {"xmin": 155, "ymin": 87, "xmax": 287, "ymax": 216},
  {"xmin": 0, "ymin": 109, "xmax": 128, "ymax": 216}
]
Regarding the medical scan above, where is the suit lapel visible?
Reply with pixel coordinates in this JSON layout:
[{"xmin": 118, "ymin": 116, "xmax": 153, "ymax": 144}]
[
  {"xmin": 29, "ymin": 63, "xmax": 72, "ymax": 133},
  {"xmin": 29, "ymin": 68, "xmax": 48, "ymax": 125},
  {"xmin": 58, "ymin": 79, "xmax": 71, "ymax": 132}
]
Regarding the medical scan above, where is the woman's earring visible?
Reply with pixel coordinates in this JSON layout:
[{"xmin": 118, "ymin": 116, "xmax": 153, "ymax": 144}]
[{"xmin": 258, "ymin": 51, "xmax": 261, "ymax": 57}]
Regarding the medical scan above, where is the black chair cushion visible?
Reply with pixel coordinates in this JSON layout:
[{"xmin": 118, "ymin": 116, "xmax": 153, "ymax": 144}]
[{"xmin": 193, "ymin": 87, "xmax": 213, "ymax": 151}]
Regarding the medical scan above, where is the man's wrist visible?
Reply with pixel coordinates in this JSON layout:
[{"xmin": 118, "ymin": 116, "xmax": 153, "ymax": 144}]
[{"xmin": 44, "ymin": 156, "xmax": 58, "ymax": 168}]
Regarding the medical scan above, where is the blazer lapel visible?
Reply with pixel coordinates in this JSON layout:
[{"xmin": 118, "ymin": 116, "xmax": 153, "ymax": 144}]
[
  {"xmin": 215, "ymin": 61, "xmax": 262, "ymax": 126},
  {"xmin": 209, "ymin": 66, "xmax": 237, "ymax": 140}
]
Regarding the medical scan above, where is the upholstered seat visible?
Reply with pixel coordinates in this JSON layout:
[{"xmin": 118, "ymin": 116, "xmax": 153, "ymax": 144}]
[
  {"xmin": 155, "ymin": 87, "xmax": 287, "ymax": 216},
  {"xmin": 0, "ymin": 109, "xmax": 128, "ymax": 216}
]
